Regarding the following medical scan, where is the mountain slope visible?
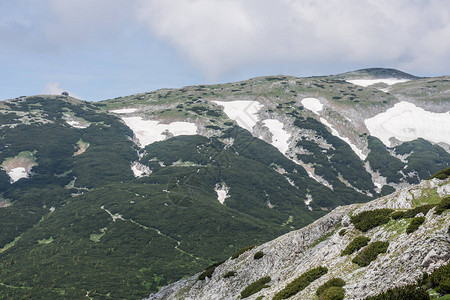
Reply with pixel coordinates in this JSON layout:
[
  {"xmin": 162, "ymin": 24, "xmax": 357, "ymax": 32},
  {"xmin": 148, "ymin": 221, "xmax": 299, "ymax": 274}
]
[
  {"xmin": 0, "ymin": 68, "xmax": 449, "ymax": 298},
  {"xmin": 147, "ymin": 177, "xmax": 450, "ymax": 299}
]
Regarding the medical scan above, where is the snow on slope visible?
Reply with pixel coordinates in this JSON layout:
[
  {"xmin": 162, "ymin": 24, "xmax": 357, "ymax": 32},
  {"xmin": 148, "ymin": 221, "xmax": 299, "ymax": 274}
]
[
  {"xmin": 7, "ymin": 167, "xmax": 29, "ymax": 183},
  {"xmin": 121, "ymin": 117, "xmax": 197, "ymax": 148},
  {"xmin": 301, "ymin": 98, "xmax": 366, "ymax": 160},
  {"xmin": 346, "ymin": 78, "xmax": 410, "ymax": 87},
  {"xmin": 110, "ymin": 108, "xmax": 138, "ymax": 114},
  {"xmin": 261, "ymin": 119, "xmax": 291, "ymax": 155},
  {"xmin": 213, "ymin": 100, "xmax": 263, "ymax": 132},
  {"xmin": 301, "ymin": 98, "xmax": 323, "ymax": 114},
  {"xmin": 365, "ymin": 101, "xmax": 450, "ymax": 147}
]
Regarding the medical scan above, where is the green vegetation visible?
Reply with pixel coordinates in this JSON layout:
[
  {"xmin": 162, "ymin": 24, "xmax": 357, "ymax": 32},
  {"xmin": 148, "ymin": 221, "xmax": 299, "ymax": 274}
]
[
  {"xmin": 272, "ymin": 266, "xmax": 328, "ymax": 300},
  {"xmin": 232, "ymin": 245, "xmax": 257, "ymax": 259},
  {"xmin": 364, "ymin": 284, "xmax": 430, "ymax": 300},
  {"xmin": 351, "ymin": 209, "xmax": 394, "ymax": 232},
  {"xmin": 435, "ymin": 196, "xmax": 450, "ymax": 215},
  {"xmin": 254, "ymin": 251, "xmax": 264, "ymax": 260},
  {"xmin": 319, "ymin": 286, "xmax": 346, "ymax": 300},
  {"xmin": 240, "ymin": 276, "xmax": 271, "ymax": 299},
  {"xmin": 365, "ymin": 136, "xmax": 404, "ymax": 183},
  {"xmin": 352, "ymin": 241, "xmax": 389, "ymax": 267},
  {"xmin": 390, "ymin": 211, "xmax": 405, "ymax": 220},
  {"xmin": 198, "ymin": 261, "xmax": 225, "ymax": 280},
  {"xmin": 338, "ymin": 229, "xmax": 346, "ymax": 236},
  {"xmin": 341, "ymin": 236, "xmax": 370, "ymax": 256},
  {"xmin": 223, "ymin": 271, "xmax": 236, "ymax": 278},
  {"xmin": 429, "ymin": 167, "xmax": 450, "ymax": 180},
  {"xmin": 316, "ymin": 278, "xmax": 346, "ymax": 298},
  {"xmin": 406, "ymin": 216, "xmax": 426, "ymax": 234},
  {"xmin": 403, "ymin": 204, "xmax": 435, "ymax": 218}
]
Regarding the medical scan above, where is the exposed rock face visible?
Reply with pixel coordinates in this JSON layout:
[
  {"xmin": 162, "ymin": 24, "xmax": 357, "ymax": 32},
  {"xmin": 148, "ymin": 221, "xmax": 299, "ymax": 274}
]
[{"xmin": 147, "ymin": 178, "xmax": 450, "ymax": 300}]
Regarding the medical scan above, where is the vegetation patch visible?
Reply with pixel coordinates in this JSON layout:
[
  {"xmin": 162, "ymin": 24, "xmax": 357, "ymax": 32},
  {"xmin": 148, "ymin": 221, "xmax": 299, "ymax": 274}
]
[
  {"xmin": 406, "ymin": 216, "xmax": 426, "ymax": 234},
  {"xmin": 352, "ymin": 241, "xmax": 389, "ymax": 267},
  {"xmin": 231, "ymin": 244, "xmax": 257, "ymax": 259},
  {"xmin": 363, "ymin": 284, "xmax": 430, "ymax": 300},
  {"xmin": 338, "ymin": 229, "xmax": 346, "ymax": 236},
  {"xmin": 429, "ymin": 166, "xmax": 450, "ymax": 180},
  {"xmin": 316, "ymin": 278, "xmax": 346, "ymax": 299},
  {"xmin": 435, "ymin": 196, "xmax": 450, "ymax": 215},
  {"xmin": 273, "ymin": 266, "xmax": 328, "ymax": 300},
  {"xmin": 198, "ymin": 261, "xmax": 225, "ymax": 280},
  {"xmin": 240, "ymin": 276, "xmax": 271, "ymax": 299},
  {"xmin": 254, "ymin": 251, "xmax": 264, "ymax": 260},
  {"xmin": 341, "ymin": 236, "xmax": 370, "ymax": 256},
  {"xmin": 403, "ymin": 204, "xmax": 435, "ymax": 218},
  {"xmin": 223, "ymin": 271, "xmax": 236, "ymax": 278},
  {"xmin": 351, "ymin": 209, "xmax": 394, "ymax": 232}
]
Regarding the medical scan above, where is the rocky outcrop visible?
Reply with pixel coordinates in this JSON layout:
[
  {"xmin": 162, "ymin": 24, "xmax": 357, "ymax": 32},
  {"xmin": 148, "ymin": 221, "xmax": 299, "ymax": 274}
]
[{"xmin": 147, "ymin": 178, "xmax": 450, "ymax": 300}]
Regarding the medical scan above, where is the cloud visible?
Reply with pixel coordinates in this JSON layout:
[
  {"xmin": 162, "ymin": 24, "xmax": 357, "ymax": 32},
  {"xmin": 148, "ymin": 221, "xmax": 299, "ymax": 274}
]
[
  {"xmin": 136, "ymin": 0, "xmax": 450, "ymax": 77},
  {"xmin": 43, "ymin": 82, "xmax": 80, "ymax": 99}
]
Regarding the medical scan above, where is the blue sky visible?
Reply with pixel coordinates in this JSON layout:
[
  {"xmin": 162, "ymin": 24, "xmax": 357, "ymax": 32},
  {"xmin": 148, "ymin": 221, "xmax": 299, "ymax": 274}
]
[{"xmin": 1, "ymin": 0, "xmax": 449, "ymax": 101}]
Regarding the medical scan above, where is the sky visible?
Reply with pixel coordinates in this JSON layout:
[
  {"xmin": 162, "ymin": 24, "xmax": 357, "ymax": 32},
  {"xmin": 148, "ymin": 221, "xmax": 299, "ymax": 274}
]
[{"xmin": 1, "ymin": 0, "xmax": 449, "ymax": 101}]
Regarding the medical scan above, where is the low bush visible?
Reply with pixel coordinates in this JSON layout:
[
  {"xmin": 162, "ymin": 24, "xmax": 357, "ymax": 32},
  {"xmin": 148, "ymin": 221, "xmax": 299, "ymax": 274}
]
[
  {"xmin": 435, "ymin": 196, "xmax": 450, "ymax": 215},
  {"xmin": 390, "ymin": 211, "xmax": 404, "ymax": 220},
  {"xmin": 223, "ymin": 271, "xmax": 236, "ymax": 278},
  {"xmin": 403, "ymin": 204, "xmax": 435, "ymax": 219},
  {"xmin": 363, "ymin": 284, "xmax": 429, "ymax": 300},
  {"xmin": 273, "ymin": 266, "xmax": 328, "ymax": 300},
  {"xmin": 338, "ymin": 229, "xmax": 346, "ymax": 236},
  {"xmin": 319, "ymin": 286, "xmax": 345, "ymax": 300},
  {"xmin": 406, "ymin": 216, "xmax": 426, "ymax": 234},
  {"xmin": 429, "ymin": 167, "xmax": 450, "ymax": 180},
  {"xmin": 341, "ymin": 236, "xmax": 370, "ymax": 256},
  {"xmin": 198, "ymin": 261, "xmax": 225, "ymax": 280},
  {"xmin": 352, "ymin": 241, "xmax": 389, "ymax": 267},
  {"xmin": 351, "ymin": 209, "xmax": 394, "ymax": 232},
  {"xmin": 428, "ymin": 262, "xmax": 450, "ymax": 294},
  {"xmin": 254, "ymin": 251, "xmax": 264, "ymax": 260},
  {"xmin": 231, "ymin": 245, "xmax": 257, "ymax": 259},
  {"xmin": 240, "ymin": 276, "xmax": 271, "ymax": 298},
  {"xmin": 316, "ymin": 278, "xmax": 346, "ymax": 296}
]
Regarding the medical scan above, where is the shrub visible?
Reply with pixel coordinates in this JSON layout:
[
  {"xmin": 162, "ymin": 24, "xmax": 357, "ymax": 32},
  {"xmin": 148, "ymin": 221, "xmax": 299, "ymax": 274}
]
[
  {"xmin": 390, "ymin": 211, "xmax": 404, "ymax": 220},
  {"xmin": 316, "ymin": 278, "xmax": 346, "ymax": 296},
  {"xmin": 429, "ymin": 167, "xmax": 450, "ymax": 180},
  {"xmin": 254, "ymin": 251, "xmax": 264, "ymax": 260},
  {"xmin": 351, "ymin": 209, "xmax": 394, "ymax": 232},
  {"xmin": 429, "ymin": 262, "xmax": 450, "ymax": 294},
  {"xmin": 319, "ymin": 286, "xmax": 345, "ymax": 300},
  {"xmin": 223, "ymin": 271, "xmax": 236, "ymax": 278},
  {"xmin": 273, "ymin": 266, "xmax": 328, "ymax": 300},
  {"xmin": 341, "ymin": 236, "xmax": 370, "ymax": 256},
  {"xmin": 231, "ymin": 245, "xmax": 257, "ymax": 259},
  {"xmin": 198, "ymin": 261, "xmax": 225, "ymax": 280},
  {"xmin": 363, "ymin": 284, "xmax": 429, "ymax": 300},
  {"xmin": 435, "ymin": 196, "xmax": 450, "ymax": 215},
  {"xmin": 406, "ymin": 216, "xmax": 426, "ymax": 234},
  {"xmin": 403, "ymin": 204, "xmax": 435, "ymax": 218},
  {"xmin": 338, "ymin": 229, "xmax": 346, "ymax": 236},
  {"xmin": 240, "ymin": 276, "xmax": 271, "ymax": 298},
  {"xmin": 352, "ymin": 241, "xmax": 389, "ymax": 267}
]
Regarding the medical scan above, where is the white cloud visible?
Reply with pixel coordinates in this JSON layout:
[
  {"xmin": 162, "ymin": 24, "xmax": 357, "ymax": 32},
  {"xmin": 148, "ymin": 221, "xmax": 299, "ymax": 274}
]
[
  {"xmin": 42, "ymin": 82, "xmax": 80, "ymax": 99},
  {"xmin": 135, "ymin": 0, "xmax": 450, "ymax": 78}
]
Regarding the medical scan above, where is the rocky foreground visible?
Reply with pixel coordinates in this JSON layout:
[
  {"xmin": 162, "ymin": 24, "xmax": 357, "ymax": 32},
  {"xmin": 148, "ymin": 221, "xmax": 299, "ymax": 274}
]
[{"xmin": 147, "ymin": 178, "xmax": 449, "ymax": 299}]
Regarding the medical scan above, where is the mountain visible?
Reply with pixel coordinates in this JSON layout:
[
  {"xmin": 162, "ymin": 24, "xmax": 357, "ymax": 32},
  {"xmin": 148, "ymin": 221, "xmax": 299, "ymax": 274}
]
[
  {"xmin": 0, "ymin": 68, "xmax": 449, "ymax": 298},
  {"xmin": 147, "ymin": 175, "xmax": 450, "ymax": 299}
]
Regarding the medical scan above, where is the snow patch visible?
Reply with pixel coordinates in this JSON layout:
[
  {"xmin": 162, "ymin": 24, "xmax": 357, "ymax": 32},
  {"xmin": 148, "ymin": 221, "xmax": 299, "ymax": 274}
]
[
  {"xmin": 213, "ymin": 100, "xmax": 263, "ymax": 132},
  {"xmin": 364, "ymin": 101, "xmax": 450, "ymax": 147},
  {"xmin": 301, "ymin": 98, "xmax": 323, "ymax": 115},
  {"xmin": 214, "ymin": 183, "xmax": 230, "ymax": 204},
  {"xmin": 346, "ymin": 78, "xmax": 410, "ymax": 87},
  {"xmin": 131, "ymin": 162, "xmax": 151, "ymax": 178},
  {"xmin": 121, "ymin": 117, "xmax": 198, "ymax": 148},
  {"xmin": 319, "ymin": 118, "xmax": 366, "ymax": 160},
  {"xmin": 304, "ymin": 194, "xmax": 313, "ymax": 211},
  {"xmin": 261, "ymin": 119, "xmax": 291, "ymax": 154},
  {"xmin": 110, "ymin": 108, "xmax": 138, "ymax": 114},
  {"xmin": 63, "ymin": 114, "xmax": 90, "ymax": 129},
  {"xmin": 8, "ymin": 167, "xmax": 28, "ymax": 182}
]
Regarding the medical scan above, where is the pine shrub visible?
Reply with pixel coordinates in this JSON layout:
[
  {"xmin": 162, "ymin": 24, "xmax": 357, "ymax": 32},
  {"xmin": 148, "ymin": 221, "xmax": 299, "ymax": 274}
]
[
  {"xmin": 254, "ymin": 251, "xmax": 264, "ymax": 260},
  {"xmin": 316, "ymin": 278, "xmax": 346, "ymax": 297},
  {"xmin": 352, "ymin": 241, "xmax": 389, "ymax": 267},
  {"xmin": 341, "ymin": 236, "xmax": 370, "ymax": 256},
  {"xmin": 240, "ymin": 276, "xmax": 271, "ymax": 298},
  {"xmin": 350, "ymin": 209, "xmax": 393, "ymax": 232},
  {"xmin": 273, "ymin": 266, "xmax": 328, "ymax": 300},
  {"xmin": 406, "ymin": 216, "xmax": 426, "ymax": 234},
  {"xmin": 435, "ymin": 196, "xmax": 450, "ymax": 215},
  {"xmin": 319, "ymin": 286, "xmax": 345, "ymax": 300},
  {"xmin": 231, "ymin": 245, "xmax": 257, "ymax": 259}
]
